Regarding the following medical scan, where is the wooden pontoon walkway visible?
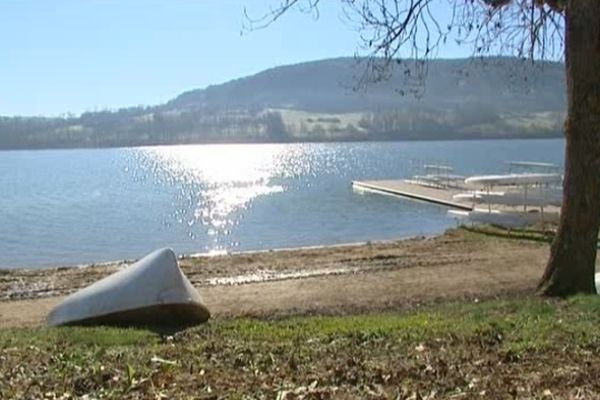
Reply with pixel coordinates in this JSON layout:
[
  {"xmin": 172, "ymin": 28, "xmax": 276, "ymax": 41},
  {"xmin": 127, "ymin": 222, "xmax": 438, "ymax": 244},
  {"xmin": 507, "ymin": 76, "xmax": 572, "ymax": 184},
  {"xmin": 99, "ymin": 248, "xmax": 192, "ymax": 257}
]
[{"xmin": 352, "ymin": 180, "xmax": 474, "ymax": 211}]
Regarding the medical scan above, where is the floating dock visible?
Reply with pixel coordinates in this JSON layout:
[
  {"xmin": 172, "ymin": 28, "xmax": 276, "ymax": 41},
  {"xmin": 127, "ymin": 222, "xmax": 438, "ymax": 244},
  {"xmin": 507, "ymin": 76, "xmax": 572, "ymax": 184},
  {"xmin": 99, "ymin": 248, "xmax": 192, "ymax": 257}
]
[{"xmin": 352, "ymin": 180, "xmax": 474, "ymax": 211}]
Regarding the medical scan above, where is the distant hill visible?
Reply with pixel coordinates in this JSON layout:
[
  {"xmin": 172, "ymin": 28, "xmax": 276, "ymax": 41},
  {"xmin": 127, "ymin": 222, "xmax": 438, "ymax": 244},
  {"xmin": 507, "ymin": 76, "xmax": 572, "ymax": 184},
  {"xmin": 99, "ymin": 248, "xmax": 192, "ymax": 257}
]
[
  {"xmin": 0, "ymin": 57, "xmax": 566, "ymax": 149},
  {"xmin": 170, "ymin": 57, "xmax": 565, "ymax": 113}
]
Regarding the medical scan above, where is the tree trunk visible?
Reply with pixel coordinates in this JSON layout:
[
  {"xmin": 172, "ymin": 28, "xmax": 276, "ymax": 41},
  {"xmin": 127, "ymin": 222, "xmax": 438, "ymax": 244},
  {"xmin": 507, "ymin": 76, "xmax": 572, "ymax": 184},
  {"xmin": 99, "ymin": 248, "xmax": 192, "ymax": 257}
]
[{"xmin": 538, "ymin": 0, "xmax": 600, "ymax": 296}]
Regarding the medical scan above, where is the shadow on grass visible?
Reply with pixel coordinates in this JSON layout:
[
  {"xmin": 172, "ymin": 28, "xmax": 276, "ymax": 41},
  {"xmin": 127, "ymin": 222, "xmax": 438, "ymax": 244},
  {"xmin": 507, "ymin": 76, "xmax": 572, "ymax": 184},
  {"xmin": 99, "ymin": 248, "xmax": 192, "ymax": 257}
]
[{"xmin": 62, "ymin": 320, "xmax": 205, "ymax": 338}]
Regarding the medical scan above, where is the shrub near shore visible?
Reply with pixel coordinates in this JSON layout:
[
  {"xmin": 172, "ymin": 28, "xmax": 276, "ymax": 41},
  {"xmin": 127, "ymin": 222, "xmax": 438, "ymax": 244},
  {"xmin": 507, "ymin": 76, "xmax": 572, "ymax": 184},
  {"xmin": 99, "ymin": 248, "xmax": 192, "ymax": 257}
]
[{"xmin": 1, "ymin": 295, "xmax": 600, "ymax": 398}]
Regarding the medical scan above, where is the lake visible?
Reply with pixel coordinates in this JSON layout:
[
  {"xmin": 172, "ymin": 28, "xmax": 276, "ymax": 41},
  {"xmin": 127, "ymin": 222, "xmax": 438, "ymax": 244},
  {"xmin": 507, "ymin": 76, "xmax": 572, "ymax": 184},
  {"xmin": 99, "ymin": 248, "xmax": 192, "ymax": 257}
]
[{"xmin": 0, "ymin": 139, "xmax": 564, "ymax": 269}]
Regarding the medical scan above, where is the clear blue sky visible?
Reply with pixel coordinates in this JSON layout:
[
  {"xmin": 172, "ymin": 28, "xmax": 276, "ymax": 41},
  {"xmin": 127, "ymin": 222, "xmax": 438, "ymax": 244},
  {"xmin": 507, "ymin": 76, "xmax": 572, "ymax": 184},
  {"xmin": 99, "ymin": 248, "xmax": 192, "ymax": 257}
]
[{"xmin": 1, "ymin": 1, "xmax": 469, "ymax": 116}]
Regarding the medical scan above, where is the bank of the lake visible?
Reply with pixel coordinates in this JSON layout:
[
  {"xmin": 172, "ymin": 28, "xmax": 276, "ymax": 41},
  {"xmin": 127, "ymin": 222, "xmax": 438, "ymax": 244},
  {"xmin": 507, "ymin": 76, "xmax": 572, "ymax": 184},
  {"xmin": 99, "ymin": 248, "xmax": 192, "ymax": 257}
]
[{"xmin": 0, "ymin": 227, "xmax": 553, "ymax": 328}]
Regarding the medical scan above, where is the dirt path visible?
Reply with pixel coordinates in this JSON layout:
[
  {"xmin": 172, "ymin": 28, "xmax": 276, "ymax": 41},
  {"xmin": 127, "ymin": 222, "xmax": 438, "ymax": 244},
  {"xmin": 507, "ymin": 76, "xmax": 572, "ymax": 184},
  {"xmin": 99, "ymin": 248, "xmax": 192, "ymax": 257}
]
[{"xmin": 0, "ymin": 229, "xmax": 551, "ymax": 328}]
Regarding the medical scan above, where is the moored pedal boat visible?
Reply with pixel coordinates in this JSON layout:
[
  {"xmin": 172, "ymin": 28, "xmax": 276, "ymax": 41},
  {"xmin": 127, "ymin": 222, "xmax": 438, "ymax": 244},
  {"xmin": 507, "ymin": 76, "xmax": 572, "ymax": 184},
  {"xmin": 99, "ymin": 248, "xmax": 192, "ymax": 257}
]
[
  {"xmin": 453, "ymin": 189, "xmax": 562, "ymax": 207},
  {"xmin": 447, "ymin": 209, "xmax": 528, "ymax": 227},
  {"xmin": 465, "ymin": 173, "xmax": 562, "ymax": 186}
]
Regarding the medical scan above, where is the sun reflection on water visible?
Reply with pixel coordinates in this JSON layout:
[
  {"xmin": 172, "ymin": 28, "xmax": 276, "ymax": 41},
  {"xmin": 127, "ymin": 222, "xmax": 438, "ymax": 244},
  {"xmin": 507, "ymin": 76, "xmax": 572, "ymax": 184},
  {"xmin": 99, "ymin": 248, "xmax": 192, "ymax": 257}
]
[{"xmin": 132, "ymin": 144, "xmax": 297, "ymax": 250}]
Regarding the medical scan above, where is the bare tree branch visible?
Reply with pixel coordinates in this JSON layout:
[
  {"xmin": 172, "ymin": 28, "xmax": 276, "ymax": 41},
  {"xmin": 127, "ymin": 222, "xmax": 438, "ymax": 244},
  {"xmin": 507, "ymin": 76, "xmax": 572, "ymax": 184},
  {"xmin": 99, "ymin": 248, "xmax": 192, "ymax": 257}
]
[{"xmin": 245, "ymin": 1, "xmax": 565, "ymax": 91}]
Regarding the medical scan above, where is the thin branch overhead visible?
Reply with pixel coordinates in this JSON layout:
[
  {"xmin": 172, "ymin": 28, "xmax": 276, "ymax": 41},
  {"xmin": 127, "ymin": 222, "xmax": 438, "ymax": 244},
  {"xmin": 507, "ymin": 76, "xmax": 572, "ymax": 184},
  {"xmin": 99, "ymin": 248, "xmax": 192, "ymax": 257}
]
[{"xmin": 245, "ymin": 1, "xmax": 564, "ymax": 87}]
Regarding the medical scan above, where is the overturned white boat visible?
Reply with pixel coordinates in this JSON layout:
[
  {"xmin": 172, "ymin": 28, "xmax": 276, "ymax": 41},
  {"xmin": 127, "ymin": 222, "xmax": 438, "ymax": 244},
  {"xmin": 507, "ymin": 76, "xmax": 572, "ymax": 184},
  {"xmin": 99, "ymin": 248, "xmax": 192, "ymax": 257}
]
[{"xmin": 47, "ymin": 248, "xmax": 210, "ymax": 327}]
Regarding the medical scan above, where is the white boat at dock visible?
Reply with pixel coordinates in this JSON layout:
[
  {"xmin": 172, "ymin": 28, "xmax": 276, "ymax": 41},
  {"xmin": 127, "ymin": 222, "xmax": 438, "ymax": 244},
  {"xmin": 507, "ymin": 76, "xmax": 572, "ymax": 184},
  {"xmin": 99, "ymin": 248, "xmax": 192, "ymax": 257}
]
[
  {"xmin": 448, "ymin": 208, "xmax": 559, "ymax": 227},
  {"xmin": 464, "ymin": 173, "xmax": 562, "ymax": 187},
  {"xmin": 448, "ymin": 209, "xmax": 529, "ymax": 227},
  {"xmin": 453, "ymin": 189, "xmax": 562, "ymax": 207},
  {"xmin": 449, "ymin": 167, "xmax": 563, "ymax": 227}
]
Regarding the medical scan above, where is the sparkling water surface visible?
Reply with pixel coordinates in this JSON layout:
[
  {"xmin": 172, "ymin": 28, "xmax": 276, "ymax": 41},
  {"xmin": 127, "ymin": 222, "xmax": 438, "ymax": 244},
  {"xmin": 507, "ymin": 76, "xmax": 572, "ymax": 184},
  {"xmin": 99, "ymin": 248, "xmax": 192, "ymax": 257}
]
[{"xmin": 0, "ymin": 139, "xmax": 564, "ymax": 269}]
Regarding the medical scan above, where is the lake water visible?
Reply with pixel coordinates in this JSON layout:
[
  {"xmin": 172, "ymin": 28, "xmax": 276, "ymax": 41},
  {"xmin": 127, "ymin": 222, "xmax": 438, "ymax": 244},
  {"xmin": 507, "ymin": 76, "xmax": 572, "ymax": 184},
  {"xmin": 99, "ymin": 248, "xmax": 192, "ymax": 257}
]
[{"xmin": 0, "ymin": 139, "xmax": 564, "ymax": 269}]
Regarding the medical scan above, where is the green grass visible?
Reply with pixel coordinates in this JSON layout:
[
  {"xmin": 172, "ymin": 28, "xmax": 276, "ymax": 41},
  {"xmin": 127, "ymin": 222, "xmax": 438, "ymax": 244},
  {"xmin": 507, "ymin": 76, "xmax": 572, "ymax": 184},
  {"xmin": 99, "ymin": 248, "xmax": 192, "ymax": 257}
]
[
  {"xmin": 0, "ymin": 326, "xmax": 156, "ymax": 349},
  {"xmin": 222, "ymin": 296, "xmax": 600, "ymax": 353},
  {"xmin": 2, "ymin": 295, "xmax": 600, "ymax": 398}
]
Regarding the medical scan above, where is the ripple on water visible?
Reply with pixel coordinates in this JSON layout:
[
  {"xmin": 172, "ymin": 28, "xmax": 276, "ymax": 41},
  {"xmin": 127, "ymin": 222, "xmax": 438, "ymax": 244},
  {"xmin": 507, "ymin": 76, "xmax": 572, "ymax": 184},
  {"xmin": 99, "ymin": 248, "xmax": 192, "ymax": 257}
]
[{"xmin": 0, "ymin": 140, "xmax": 565, "ymax": 268}]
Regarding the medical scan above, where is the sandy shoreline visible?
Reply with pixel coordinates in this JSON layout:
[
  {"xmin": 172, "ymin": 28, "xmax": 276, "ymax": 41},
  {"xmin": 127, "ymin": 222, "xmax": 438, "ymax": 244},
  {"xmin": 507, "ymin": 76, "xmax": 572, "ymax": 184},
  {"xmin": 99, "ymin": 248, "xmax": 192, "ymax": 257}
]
[
  {"xmin": 0, "ymin": 228, "xmax": 551, "ymax": 328},
  {"xmin": 1, "ymin": 235, "xmax": 436, "ymax": 301},
  {"xmin": 0, "ymin": 234, "xmax": 430, "ymax": 273}
]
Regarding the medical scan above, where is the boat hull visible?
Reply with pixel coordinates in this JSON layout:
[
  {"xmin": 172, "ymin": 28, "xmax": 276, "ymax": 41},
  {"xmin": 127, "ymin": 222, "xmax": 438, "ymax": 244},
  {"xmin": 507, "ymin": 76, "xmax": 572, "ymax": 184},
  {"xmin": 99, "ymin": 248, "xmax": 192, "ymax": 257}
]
[
  {"xmin": 453, "ymin": 191, "xmax": 562, "ymax": 207},
  {"xmin": 58, "ymin": 303, "xmax": 209, "ymax": 327},
  {"xmin": 448, "ymin": 210, "xmax": 528, "ymax": 227},
  {"xmin": 465, "ymin": 173, "xmax": 562, "ymax": 186},
  {"xmin": 47, "ymin": 248, "xmax": 210, "ymax": 327}
]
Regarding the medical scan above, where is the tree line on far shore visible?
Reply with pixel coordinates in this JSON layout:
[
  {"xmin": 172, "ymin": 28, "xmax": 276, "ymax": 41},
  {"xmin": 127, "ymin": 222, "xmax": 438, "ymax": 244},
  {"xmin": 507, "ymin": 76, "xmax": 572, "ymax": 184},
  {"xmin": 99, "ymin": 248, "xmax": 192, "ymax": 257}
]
[
  {"xmin": 0, "ymin": 105, "xmax": 563, "ymax": 149},
  {"xmin": 0, "ymin": 57, "xmax": 565, "ymax": 149}
]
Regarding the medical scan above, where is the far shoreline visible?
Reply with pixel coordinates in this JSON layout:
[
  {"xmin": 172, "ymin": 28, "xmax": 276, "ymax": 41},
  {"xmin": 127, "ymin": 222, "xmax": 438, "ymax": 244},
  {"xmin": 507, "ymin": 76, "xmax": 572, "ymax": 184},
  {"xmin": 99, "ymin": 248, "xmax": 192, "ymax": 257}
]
[{"xmin": 0, "ymin": 135, "xmax": 564, "ymax": 152}]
